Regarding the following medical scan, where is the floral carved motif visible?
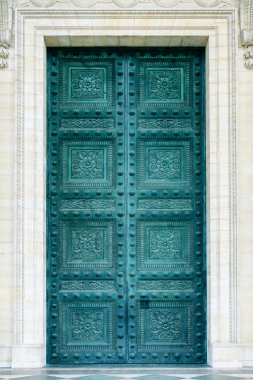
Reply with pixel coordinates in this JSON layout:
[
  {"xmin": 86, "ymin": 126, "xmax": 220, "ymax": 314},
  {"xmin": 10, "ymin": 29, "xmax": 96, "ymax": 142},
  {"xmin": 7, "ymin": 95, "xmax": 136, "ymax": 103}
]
[
  {"xmin": 72, "ymin": 310, "xmax": 104, "ymax": 341},
  {"xmin": 61, "ymin": 199, "xmax": 115, "ymax": 209},
  {"xmin": 61, "ymin": 280, "xmax": 115, "ymax": 291},
  {"xmin": 138, "ymin": 199, "xmax": 192, "ymax": 210},
  {"xmin": 149, "ymin": 311, "xmax": 182, "ymax": 341},
  {"xmin": 72, "ymin": 229, "xmax": 104, "ymax": 261},
  {"xmin": 148, "ymin": 69, "xmax": 182, "ymax": 100},
  {"xmin": 61, "ymin": 119, "xmax": 114, "ymax": 130},
  {"xmin": 138, "ymin": 280, "xmax": 193, "ymax": 290},
  {"xmin": 71, "ymin": 149, "xmax": 104, "ymax": 180},
  {"xmin": 148, "ymin": 149, "xmax": 181, "ymax": 180},
  {"xmin": 138, "ymin": 119, "xmax": 192, "ymax": 130},
  {"xmin": 71, "ymin": 68, "xmax": 105, "ymax": 99},
  {"xmin": 149, "ymin": 229, "xmax": 181, "ymax": 260}
]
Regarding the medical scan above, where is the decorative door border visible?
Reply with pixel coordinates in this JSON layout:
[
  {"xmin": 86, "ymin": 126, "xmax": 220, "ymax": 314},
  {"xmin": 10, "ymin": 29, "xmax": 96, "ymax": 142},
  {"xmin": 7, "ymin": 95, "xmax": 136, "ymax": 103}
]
[{"xmin": 13, "ymin": 3, "xmax": 240, "ymax": 368}]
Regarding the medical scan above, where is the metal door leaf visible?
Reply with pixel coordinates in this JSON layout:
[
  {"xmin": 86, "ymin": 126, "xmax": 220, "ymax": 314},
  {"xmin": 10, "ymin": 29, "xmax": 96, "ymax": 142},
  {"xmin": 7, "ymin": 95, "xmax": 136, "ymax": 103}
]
[{"xmin": 47, "ymin": 47, "xmax": 206, "ymax": 365}]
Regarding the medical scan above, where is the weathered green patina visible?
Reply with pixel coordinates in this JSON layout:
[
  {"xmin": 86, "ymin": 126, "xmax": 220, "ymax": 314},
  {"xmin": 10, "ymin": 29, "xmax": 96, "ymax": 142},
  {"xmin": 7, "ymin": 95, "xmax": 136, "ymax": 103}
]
[{"xmin": 47, "ymin": 48, "xmax": 206, "ymax": 364}]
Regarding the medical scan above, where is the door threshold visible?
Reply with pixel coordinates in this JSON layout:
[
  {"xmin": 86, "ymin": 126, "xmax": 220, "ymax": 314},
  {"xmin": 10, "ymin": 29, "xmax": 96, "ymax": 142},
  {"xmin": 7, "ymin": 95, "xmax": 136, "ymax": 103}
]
[{"xmin": 45, "ymin": 364, "xmax": 210, "ymax": 368}]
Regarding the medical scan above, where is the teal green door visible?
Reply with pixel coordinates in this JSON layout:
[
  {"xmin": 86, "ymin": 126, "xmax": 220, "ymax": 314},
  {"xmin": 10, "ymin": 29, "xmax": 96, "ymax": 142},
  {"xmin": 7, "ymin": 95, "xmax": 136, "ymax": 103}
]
[{"xmin": 47, "ymin": 48, "xmax": 206, "ymax": 365}]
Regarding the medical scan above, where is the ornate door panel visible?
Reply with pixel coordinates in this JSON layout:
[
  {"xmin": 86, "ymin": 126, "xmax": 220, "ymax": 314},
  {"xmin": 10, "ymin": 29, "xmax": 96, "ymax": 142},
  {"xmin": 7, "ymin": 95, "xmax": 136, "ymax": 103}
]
[{"xmin": 47, "ymin": 48, "xmax": 206, "ymax": 365}]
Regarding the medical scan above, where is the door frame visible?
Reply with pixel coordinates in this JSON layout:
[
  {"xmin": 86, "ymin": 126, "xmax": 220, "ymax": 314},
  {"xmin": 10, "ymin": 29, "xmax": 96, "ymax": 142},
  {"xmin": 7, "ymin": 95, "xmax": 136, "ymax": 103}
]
[{"xmin": 13, "ymin": 5, "xmax": 239, "ymax": 368}]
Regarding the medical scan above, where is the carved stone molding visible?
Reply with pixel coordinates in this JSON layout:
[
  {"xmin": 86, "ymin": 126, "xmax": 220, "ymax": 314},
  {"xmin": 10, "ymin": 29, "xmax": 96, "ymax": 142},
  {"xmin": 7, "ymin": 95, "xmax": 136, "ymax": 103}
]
[
  {"xmin": 155, "ymin": 0, "xmax": 237, "ymax": 7},
  {"xmin": 16, "ymin": 0, "xmax": 237, "ymax": 8},
  {"xmin": 0, "ymin": 0, "xmax": 12, "ymax": 68},
  {"xmin": 240, "ymin": 0, "xmax": 253, "ymax": 69}
]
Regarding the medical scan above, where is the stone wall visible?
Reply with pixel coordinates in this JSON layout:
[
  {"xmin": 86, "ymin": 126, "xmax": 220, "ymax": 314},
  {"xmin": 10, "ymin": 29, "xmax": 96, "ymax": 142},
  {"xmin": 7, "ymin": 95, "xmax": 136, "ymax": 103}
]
[{"xmin": 0, "ymin": 46, "xmax": 14, "ymax": 366}]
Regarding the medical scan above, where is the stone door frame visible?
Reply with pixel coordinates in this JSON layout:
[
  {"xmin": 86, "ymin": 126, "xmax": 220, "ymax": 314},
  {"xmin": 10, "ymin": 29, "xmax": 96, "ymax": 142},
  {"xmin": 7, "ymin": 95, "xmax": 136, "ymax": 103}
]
[{"xmin": 13, "ymin": 4, "xmax": 239, "ymax": 368}]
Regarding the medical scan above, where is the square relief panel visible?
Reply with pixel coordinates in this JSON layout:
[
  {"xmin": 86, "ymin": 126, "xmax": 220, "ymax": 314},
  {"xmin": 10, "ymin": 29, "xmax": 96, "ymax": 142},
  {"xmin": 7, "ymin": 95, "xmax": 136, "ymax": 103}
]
[
  {"xmin": 137, "ymin": 58, "xmax": 192, "ymax": 108},
  {"xmin": 137, "ymin": 139, "xmax": 192, "ymax": 189},
  {"xmin": 137, "ymin": 220, "xmax": 193, "ymax": 270},
  {"xmin": 60, "ymin": 139, "xmax": 116, "ymax": 188},
  {"xmin": 136, "ymin": 301, "xmax": 194, "ymax": 351},
  {"xmin": 70, "ymin": 68, "xmax": 106, "ymax": 101},
  {"xmin": 59, "ymin": 58, "xmax": 115, "ymax": 109},
  {"xmin": 60, "ymin": 220, "xmax": 116, "ymax": 269},
  {"xmin": 60, "ymin": 301, "xmax": 116, "ymax": 351}
]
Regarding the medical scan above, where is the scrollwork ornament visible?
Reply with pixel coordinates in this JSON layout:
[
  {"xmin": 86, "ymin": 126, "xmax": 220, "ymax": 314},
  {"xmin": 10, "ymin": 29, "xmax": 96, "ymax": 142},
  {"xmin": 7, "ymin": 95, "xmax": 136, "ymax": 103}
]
[
  {"xmin": 0, "ymin": 0, "xmax": 12, "ymax": 69},
  {"xmin": 244, "ymin": 45, "xmax": 253, "ymax": 70},
  {"xmin": 113, "ymin": 0, "xmax": 148, "ymax": 7},
  {"xmin": 154, "ymin": 0, "xmax": 236, "ymax": 7},
  {"xmin": 195, "ymin": 0, "xmax": 235, "ymax": 6},
  {"xmin": 240, "ymin": 0, "xmax": 253, "ymax": 69},
  {"xmin": 16, "ymin": 0, "xmax": 150, "ymax": 7},
  {"xmin": 0, "ymin": 40, "xmax": 9, "ymax": 68}
]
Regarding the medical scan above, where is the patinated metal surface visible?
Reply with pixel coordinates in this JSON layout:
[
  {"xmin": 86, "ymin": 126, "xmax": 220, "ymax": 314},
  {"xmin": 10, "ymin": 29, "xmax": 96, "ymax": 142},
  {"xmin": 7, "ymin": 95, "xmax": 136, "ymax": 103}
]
[{"xmin": 47, "ymin": 48, "xmax": 206, "ymax": 364}]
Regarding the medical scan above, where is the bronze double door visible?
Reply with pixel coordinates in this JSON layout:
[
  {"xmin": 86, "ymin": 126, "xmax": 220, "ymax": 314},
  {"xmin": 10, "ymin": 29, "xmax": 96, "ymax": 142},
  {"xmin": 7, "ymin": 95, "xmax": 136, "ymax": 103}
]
[{"xmin": 47, "ymin": 47, "xmax": 206, "ymax": 365}]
